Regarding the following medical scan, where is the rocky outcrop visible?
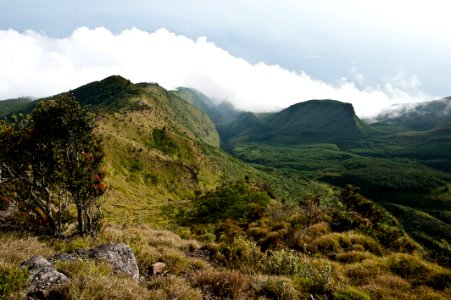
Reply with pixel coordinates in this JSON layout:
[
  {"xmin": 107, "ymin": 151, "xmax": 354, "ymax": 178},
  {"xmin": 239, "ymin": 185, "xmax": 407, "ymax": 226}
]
[{"xmin": 21, "ymin": 243, "xmax": 139, "ymax": 297}]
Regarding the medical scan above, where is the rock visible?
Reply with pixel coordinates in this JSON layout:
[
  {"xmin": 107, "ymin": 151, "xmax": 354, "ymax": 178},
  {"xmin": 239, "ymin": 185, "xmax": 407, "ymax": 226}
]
[
  {"xmin": 49, "ymin": 243, "xmax": 139, "ymax": 282},
  {"xmin": 21, "ymin": 242, "xmax": 140, "ymax": 297},
  {"xmin": 21, "ymin": 256, "xmax": 68, "ymax": 297},
  {"xmin": 151, "ymin": 262, "xmax": 167, "ymax": 275},
  {"xmin": 82, "ymin": 243, "xmax": 140, "ymax": 281}
]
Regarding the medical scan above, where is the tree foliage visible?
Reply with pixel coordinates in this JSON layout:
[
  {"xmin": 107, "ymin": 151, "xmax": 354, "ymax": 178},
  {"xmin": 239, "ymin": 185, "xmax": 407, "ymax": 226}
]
[{"xmin": 0, "ymin": 93, "xmax": 105, "ymax": 236}]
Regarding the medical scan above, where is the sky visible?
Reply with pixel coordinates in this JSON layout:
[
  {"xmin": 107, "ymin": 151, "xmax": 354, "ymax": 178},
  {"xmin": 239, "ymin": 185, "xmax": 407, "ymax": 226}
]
[{"xmin": 0, "ymin": 0, "xmax": 450, "ymax": 118}]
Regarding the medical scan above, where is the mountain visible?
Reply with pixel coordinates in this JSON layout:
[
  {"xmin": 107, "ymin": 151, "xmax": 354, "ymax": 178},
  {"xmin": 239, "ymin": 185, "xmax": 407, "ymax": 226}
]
[
  {"xmin": 374, "ymin": 97, "xmax": 451, "ymax": 131},
  {"xmin": 0, "ymin": 97, "xmax": 35, "ymax": 117},
  {"xmin": 264, "ymin": 99, "xmax": 365, "ymax": 142},
  {"xmin": 218, "ymin": 99, "xmax": 366, "ymax": 148},
  {"xmin": 173, "ymin": 87, "xmax": 239, "ymax": 126}
]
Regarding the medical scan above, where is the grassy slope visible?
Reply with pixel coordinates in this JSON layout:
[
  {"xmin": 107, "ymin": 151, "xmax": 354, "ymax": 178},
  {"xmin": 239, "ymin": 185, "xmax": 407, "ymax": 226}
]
[{"xmin": 92, "ymin": 82, "xmax": 238, "ymax": 226}]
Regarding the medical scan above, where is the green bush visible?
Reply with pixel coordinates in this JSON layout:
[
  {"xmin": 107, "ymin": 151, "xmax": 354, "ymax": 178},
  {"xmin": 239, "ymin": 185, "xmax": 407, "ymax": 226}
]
[
  {"xmin": 151, "ymin": 127, "xmax": 179, "ymax": 156},
  {"xmin": 251, "ymin": 275, "xmax": 301, "ymax": 300},
  {"xmin": 333, "ymin": 286, "xmax": 370, "ymax": 300},
  {"xmin": 387, "ymin": 254, "xmax": 429, "ymax": 280},
  {"xmin": 189, "ymin": 182, "xmax": 271, "ymax": 224},
  {"xmin": 0, "ymin": 264, "xmax": 29, "ymax": 299}
]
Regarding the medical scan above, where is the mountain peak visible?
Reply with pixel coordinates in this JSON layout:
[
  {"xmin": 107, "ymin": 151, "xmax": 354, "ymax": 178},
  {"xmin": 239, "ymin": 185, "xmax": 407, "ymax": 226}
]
[
  {"xmin": 72, "ymin": 75, "xmax": 140, "ymax": 110},
  {"xmin": 266, "ymin": 99, "xmax": 362, "ymax": 139}
]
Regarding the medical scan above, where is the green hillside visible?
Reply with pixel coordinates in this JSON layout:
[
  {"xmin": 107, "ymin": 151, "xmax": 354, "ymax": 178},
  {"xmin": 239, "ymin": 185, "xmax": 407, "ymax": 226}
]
[
  {"xmin": 172, "ymin": 87, "xmax": 239, "ymax": 126},
  {"xmin": 0, "ymin": 97, "xmax": 35, "ymax": 117}
]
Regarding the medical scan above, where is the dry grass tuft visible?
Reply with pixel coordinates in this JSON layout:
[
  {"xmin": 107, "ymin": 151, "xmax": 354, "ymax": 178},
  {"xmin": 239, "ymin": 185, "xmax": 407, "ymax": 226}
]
[
  {"xmin": 54, "ymin": 259, "xmax": 151, "ymax": 299},
  {"xmin": 250, "ymin": 274, "xmax": 301, "ymax": 300},
  {"xmin": 0, "ymin": 232, "xmax": 54, "ymax": 265},
  {"xmin": 190, "ymin": 269, "xmax": 249, "ymax": 299},
  {"xmin": 147, "ymin": 276, "xmax": 202, "ymax": 299}
]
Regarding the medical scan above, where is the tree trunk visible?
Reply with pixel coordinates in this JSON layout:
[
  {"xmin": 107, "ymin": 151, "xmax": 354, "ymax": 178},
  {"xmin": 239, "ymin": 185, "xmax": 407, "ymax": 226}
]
[{"xmin": 76, "ymin": 199, "xmax": 85, "ymax": 235}]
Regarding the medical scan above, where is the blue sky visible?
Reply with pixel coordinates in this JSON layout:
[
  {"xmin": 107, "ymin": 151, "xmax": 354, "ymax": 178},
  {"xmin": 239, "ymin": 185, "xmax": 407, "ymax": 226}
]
[{"xmin": 1, "ymin": 0, "xmax": 450, "ymax": 117}]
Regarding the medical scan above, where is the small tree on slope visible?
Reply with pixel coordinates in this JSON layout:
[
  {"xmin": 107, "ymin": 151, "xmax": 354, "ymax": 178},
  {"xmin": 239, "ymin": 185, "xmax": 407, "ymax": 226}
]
[{"xmin": 0, "ymin": 94, "xmax": 105, "ymax": 236}]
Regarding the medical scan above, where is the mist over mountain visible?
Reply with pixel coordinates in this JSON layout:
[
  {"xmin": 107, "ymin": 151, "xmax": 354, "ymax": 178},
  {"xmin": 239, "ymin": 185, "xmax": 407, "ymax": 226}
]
[{"xmin": 374, "ymin": 97, "xmax": 451, "ymax": 131}]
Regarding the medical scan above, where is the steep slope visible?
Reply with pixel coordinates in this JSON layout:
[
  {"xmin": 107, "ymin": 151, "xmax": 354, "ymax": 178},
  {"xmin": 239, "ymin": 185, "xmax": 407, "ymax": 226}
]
[
  {"xmin": 68, "ymin": 77, "xmax": 244, "ymax": 225},
  {"xmin": 173, "ymin": 87, "xmax": 239, "ymax": 125}
]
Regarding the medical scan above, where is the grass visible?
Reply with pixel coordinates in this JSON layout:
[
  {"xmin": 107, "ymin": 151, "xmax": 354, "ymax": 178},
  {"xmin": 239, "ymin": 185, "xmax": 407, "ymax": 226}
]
[{"xmin": 1, "ymin": 220, "xmax": 450, "ymax": 299}]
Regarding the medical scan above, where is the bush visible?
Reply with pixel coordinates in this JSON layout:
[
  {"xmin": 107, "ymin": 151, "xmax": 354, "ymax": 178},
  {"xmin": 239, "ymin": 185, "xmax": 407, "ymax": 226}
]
[
  {"xmin": 308, "ymin": 233, "xmax": 349, "ymax": 254},
  {"xmin": 251, "ymin": 275, "xmax": 301, "ymax": 300},
  {"xmin": 190, "ymin": 269, "xmax": 249, "ymax": 299},
  {"xmin": 189, "ymin": 181, "xmax": 271, "ymax": 224},
  {"xmin": 335, "ymin": 251, "xmax": 375, "ymax": 263},
  {"xmin": 0, "ymin": 264, "xmax": 29, "ymax": 299},
  {"xmin": 147, "ymin": 276, "xmax": 202, "ymax": 299},
  {"xmin": 387, "ymin": 254, "xmax": 429, "ymax": 280},
  {"xmin": 333, "ymin": 286, "xmax": 370, "ymax": 300},
  {"xmin": 345, "ymin": 259, "xmax": 388, "ymax": 285}
]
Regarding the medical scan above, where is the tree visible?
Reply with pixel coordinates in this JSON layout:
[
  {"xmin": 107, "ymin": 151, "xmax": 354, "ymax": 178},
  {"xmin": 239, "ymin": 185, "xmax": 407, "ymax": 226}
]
[{"xmin": 0, "ymin": 93, "xmax": 105, "ymax": 236}]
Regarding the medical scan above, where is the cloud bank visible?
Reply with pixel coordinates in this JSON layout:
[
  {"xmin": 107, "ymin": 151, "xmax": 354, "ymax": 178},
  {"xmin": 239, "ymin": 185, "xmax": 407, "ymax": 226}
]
[{"xmin": 0, "ymin": 27, "xmax": 432, "ymax": 118}]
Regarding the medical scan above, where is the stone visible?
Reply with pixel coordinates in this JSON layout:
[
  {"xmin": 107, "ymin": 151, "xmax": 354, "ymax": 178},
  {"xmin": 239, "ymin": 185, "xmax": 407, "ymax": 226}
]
[
  {"xmin": 49, "ymin": 243, "xmax": 139, "ymax": 282},
  {"xmin": 21, "ymin": 255, "xmax": 69, "ymax": 297},
  {"xmin": 82, "ymin": 243, "xmax": 139, "ymax": 281},
  {"xmin": 151, "ymin": 262, "xmax": 167, "ymax": 275},
  {"xmin": 21, "ymin": 242, "xmax": 140, "ymax": 297}
]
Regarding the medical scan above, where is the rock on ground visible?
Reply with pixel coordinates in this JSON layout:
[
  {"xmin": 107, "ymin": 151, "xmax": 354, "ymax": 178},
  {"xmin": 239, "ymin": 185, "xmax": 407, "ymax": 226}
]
[
  {"xmin": 21, "ymin": 243, "xmax": 139, "ymax": 297},
  {"xmin": 21, "ymin": 255, "xmax": 68, "ymax": 297}
]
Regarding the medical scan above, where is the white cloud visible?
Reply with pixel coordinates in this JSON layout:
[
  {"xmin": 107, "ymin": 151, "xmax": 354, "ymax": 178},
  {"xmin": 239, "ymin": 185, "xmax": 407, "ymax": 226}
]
[{"xmin": 0, "ymin": 27, "xmax": 432, "ymax": 118}]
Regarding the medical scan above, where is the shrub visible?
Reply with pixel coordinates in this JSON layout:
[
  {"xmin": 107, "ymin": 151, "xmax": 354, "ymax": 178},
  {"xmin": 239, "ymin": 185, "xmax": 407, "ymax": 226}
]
[
  {"xmin": 348, "ymin": 232, "xmax": 383, "ymax": 255},
  {"xmin": 147, "ymin": 276, "xmax": 202, "ymax": 299},
  {"xmin": 251, "ymin": 275, "xmax": 301, "ymax": 300},
  {"xmin": 189, "ymin": 181, "xmax": 271, "ymax": 224},
  {"xmin": 190, "ymin": 269, "xmax": 249, "ymax": 299},
  {"xmin": 160, "ymin": 248, "xmax": 191, "ymax": 275},
  {"xmin": 333, "ymin": 286, "xmax": 370, "ymax": 300},
  {"xmin": 308, "ymin": 233, "xmax": 349, "ymax": 254},
  {"xmin": 335, "ymin": 251, "xmax": 375, "ymax": 263},
  {"xmin": 345, "ymin": 259, "xmax": 388, "ymax": 285},
  {"xmin": 0, "ymin": 264, "xmax": 29, "ymax": 299},
  {"xmin": 387, "ymin": 253, "xmax": 429, "ymax": 280},
  {"xmin": 212, "ymin": 238, "xmax": 265, "ymax": 271}
]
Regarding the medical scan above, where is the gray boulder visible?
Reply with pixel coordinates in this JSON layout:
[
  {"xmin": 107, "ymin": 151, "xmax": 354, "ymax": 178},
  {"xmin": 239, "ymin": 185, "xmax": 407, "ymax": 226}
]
[
  {"xmin": 21, "ymin": 243, "xmax": 139, "ymax": 298},
  {"xmin": 21, "ymin": 255, "xmax": 68, "ymax": 296},
  {"xmin": 49, "ymin": 243, "xmax": 139, "ymax": 281}
]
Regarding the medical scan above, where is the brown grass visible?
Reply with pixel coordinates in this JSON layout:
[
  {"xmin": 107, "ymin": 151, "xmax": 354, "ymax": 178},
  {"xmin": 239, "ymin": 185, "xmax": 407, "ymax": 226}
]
[
  {"xmin": 0, "ymin": 232, "xmax": 54, "ymax": 265},
  {"xmin": 190, "ymin": 269, "xmax": 250, "ymax": 299}
]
